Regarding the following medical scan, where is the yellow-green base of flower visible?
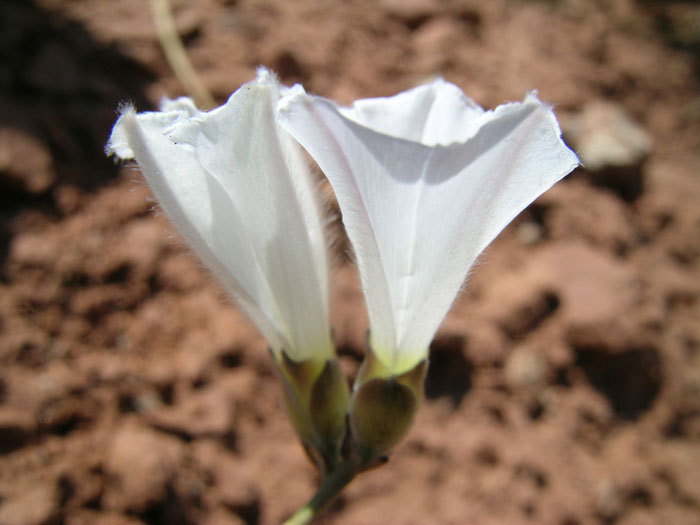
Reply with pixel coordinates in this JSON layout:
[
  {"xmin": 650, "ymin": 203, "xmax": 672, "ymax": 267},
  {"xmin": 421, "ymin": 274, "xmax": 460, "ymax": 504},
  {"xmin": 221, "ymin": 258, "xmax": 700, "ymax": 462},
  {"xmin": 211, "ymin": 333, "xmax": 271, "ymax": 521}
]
[
  {"xmin": 278, "ymin": 342, "xmax": 428, "ymax": 524},
  {"xmin": 275, "ymin": 350, "xmax": 350, "ymax": 474}
]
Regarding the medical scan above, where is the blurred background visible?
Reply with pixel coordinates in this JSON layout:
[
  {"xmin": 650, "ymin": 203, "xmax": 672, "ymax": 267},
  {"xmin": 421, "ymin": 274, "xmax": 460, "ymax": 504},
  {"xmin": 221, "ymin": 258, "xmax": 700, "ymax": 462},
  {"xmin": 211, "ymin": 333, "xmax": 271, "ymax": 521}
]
[{"xmin": 1, "ymin": 0, "xmax": 699, "ymax": 523}]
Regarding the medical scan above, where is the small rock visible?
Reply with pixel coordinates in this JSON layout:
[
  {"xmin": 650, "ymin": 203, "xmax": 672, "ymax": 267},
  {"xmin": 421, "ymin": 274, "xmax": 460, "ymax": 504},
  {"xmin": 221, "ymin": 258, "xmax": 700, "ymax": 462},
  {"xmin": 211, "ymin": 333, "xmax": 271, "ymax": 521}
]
[
  {"xmin": 565, "ymin": 102, "xmax": 652, "ymax": 171},
  {"xmin": 440, "ymin": 316, "xmax": 507, "ymax": 367},
  {"xmin": 0, "ymin": 480, "xmax": 59, "ymax": 525},
  {"xmin": 0, "ymin": 128, "xmax": 55, "ymax": 194},
  {"xmin": 563, "ymin": 102, "xmax": 652, "ymax": 199},
  {"xmin": 411, "ymin": 17, "xmax": 463, "ymax": 72},
  {"xmin": 530, "ymin": 242, "xmax": 641, "ymax": 352},
  {"xmin": 594, "ymin": 478, "xmax": 622, "ymax": 520},
  {"xmin": 102, "ymin": 423, "xmax": 184, "ymax": 513},
  {"xmin": 156, "ymin": 252, "xmax": 207, "ymax": 293},
  {"xmin": 656, "ymin": 442, "xmax": 700, "ymax": 506},
  {"xmin": 505, "ymin": 346, "xmax": 549, "ymax": 389},
  {"xmin": 53, "ymin": 185, "xmax": 83, "ymax": 216},
  {"xmin": 516, "ymin": 221, "xmax": 543, "ymax": 246},
  {"xmin": 8, "ymin": 231, "xmax": 57, "ymax": 269},
  {"xmin": 191, "ymin": 440, "xmax": 259, "ymax": 514}
]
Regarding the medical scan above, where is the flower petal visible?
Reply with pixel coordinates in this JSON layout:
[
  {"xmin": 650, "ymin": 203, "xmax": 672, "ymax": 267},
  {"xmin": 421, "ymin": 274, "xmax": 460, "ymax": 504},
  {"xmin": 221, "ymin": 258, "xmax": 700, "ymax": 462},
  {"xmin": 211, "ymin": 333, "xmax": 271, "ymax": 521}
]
[
  {"xmin": 338, "ymin": 78, "xmax": 484, "ymax": 146},
  {"xmin": 278, "ymin": 83, "xmax": 579, "ymax": 374},
  {"xmin": 107, "ymin": 71, "xmax": 333, "ymax": 361}
]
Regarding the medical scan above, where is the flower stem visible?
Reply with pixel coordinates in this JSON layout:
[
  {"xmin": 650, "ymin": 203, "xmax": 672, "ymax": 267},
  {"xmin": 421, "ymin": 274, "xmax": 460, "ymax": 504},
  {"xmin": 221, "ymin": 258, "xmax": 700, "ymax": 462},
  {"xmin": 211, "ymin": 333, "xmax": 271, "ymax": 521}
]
[
  {"xmin": 149, "ymin": 0, "xmax": 215, "ymax": 109},
  {"xmin": 283, "ymin": 459, "xmax": 360, "ymax": 525}
]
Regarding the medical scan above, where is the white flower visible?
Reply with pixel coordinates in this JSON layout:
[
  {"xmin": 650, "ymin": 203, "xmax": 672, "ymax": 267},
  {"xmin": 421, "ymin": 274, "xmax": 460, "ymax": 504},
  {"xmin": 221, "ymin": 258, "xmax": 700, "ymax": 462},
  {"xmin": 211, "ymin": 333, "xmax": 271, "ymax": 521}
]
[
  {"xmin": 278, "ymin": 79, "xmax": 579, "ymax": 375},
  {"xmin": 107, "ymin": 69, "xmax": 333, "ymax": 363}
]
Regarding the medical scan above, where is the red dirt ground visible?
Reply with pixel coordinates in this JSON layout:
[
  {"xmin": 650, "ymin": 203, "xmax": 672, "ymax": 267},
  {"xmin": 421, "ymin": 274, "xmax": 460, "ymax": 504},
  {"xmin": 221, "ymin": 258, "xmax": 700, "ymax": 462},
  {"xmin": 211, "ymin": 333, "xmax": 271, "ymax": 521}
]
[{"xmin": 1, "ymin": 0, "xmax": 699, "ymax": 524}]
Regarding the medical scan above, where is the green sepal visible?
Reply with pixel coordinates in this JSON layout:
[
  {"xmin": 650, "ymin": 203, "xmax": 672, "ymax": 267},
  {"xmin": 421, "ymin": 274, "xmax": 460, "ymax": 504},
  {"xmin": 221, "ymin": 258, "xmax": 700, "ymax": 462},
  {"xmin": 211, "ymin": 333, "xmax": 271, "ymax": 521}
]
[
  {"xmin": 274, "ymin": 349, "xmax": 350, "ymax": 474},
  {"xmin": 349, "ymin": 346, "xmax": 427, "ymax": 463},
  {"xmin": 310, "ymin": 358, "xmax": 350, "ymax": 463}
]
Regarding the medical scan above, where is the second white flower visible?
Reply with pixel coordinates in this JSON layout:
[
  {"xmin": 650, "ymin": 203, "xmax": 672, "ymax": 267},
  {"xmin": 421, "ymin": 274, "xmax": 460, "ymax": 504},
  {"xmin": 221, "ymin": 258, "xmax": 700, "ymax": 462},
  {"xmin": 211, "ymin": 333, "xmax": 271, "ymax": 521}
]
[{"xmin": 278, "ymin": 79, "xmax": 579, "ymax": 375}]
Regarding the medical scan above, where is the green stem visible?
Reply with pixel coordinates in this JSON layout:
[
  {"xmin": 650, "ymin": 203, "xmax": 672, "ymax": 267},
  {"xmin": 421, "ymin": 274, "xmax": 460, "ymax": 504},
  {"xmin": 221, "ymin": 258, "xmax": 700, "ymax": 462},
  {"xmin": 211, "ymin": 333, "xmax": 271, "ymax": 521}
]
[
  {"xmin": 283, "ymin": 459, "xmax": 360, "ymax": 525},
  {"xmin": 150, "ymin": 0, "xmax": 215, "ymax": 109}
]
